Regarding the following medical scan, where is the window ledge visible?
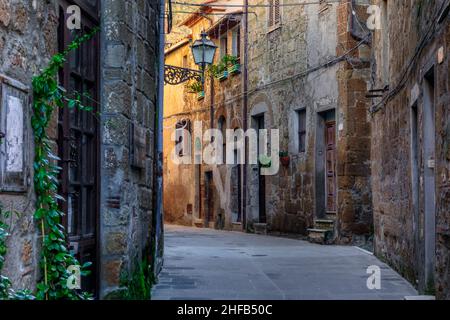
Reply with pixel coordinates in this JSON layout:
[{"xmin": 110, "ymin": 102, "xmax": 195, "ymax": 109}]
[{"xmin": 267, "ymin": 24, "xmax": 282, "ymax": 34}]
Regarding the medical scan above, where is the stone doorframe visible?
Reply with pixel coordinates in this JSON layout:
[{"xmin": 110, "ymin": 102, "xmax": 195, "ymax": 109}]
[
  {"xmin": 247, "ymin": 93, "xmax": 274, "ymax": 225},
  {"xmin": 421, "ymin": 63, "xmax": 437, "ymax": 291},
  {"xmin": 314, "ymin": 108, "xmax": 336, "ymax": 220}
]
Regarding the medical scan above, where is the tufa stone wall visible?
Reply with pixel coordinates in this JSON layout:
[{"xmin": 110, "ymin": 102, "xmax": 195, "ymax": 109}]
[
  {"xmin": 245, "ymin": 0, "xmax": 373, "ymax": 241},
  {"xmin": 335, "ymin": 1, "xmax": 373, "ymax": 244},
  {"xmin": 99, "ymin": 0, "xmax": 159, "ymax": 298},
  {"xmin": 163, "ymin": 15, "xmax": 244, "ymax": 231},
  {"xmin": 0, "ymin": 0, "xmax": 59, "ymax": 292},
  {"xmin": 370, "ymin": 0, "xmax": 450, "ymax": 298},
  {"xmin": 246, "ymin": 0, "xmax": 312, "ymax": 235}
]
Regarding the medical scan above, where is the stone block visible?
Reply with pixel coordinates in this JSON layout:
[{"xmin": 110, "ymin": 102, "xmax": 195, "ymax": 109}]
[
  {"xmin": 104, "ymin": 207, "xmax": 129, "ymax": 227},
  {"xmin": 103, "ymin": 81, "xmax": 132, "ymax": 117},
  {"xmin": 12, "ymin": 3, "xmax": 28, "ymax": 33},
  {"xmin": 105, "ymin": 44, "xmax": 125, "ymax": 68},
  {"xmin": 103, "ymin": 259, "xmax": 123, "ymax": 286},
  {"xmin": 0, "ymin": 0, "xmax": 11, "ymax": 27},
  {"xmin": 105, "ymin": 232, "xmax": 127, "ymax": 255},
  {"xmin": 138, "ymin": 187, "xmax": 152, "ymax": 210}
]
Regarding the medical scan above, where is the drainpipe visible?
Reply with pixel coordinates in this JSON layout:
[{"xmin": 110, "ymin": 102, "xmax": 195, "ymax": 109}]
[
  {"xmin": 242, "ymin": 0, "xmax": 249, "ymax": 230},
  {"xmin": 153, "ymin": 0, "xmax": 165, "ymax": 276}
]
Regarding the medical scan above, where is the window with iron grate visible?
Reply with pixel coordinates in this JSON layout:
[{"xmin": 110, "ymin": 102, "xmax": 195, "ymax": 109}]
[{"xmin": 268, "ymin": 0, "xmax": 281, "ymax": 29}]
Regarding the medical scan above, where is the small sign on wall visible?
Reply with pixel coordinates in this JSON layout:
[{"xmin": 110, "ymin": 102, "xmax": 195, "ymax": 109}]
[
  {"xmin": 0, "ymin": 75, "xmax": 29, "ymax": 192},
  {"xmin": 130, "ymin": 123, "xmax": 146, "ymax": 169}
]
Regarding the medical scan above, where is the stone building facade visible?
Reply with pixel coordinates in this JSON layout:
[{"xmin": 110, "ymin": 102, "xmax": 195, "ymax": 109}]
[
  {"xmin": 245, "ymin": 0, "xmax": 373, "ymax": 244},
  {"xmin": 163, "ymin": 0, "xmax": 450, "ymax": 299},
  {"xmin": 165, "ymin": 0, "xmax": 374, "ymax": 244},
  {"xmin": 370, "ymin": 0, "xmax": 450, "ymax": 298},
  {"xmin": 0, "ymin": 0, "xmax": 163, "ymax": 299},
  {"xmin": 164, "ymin": 0, "xmax": 245, "ymax": 231}
]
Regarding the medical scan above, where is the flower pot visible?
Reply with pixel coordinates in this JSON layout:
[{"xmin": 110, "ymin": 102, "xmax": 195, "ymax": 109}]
[
  {"xmin": 228, "ymin": 63, "xmax": 241, "ymax": 75},
  {"xmin": 218, "ymin": 70, "xmax": 229, "ymax": 81},
  {"xmin": 280, "ymin": 156, "xmax": 290, "ymax": 167},
  {"xmin": 259, "ymin": 155, "xmax": 272, "ymax": 168},
  {"xmin": 197, "ymin": 91, "xmax": 205, "ymax": 100}
]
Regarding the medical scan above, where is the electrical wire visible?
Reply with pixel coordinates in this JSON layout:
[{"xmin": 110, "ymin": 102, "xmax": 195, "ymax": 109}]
[
  {"xmin": 164, "ymin": 33, "xmax": 371, "ymax": 120},
  {"xmin": 173, "ymin": 1, "xmax": 341, "ymax": 8},
  {"xmin": 370, "ymin": 0, "xmax": 450, "ymax": 114}
]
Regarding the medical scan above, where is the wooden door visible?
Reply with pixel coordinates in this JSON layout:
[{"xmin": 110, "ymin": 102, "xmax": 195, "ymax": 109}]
[
  {"xmin": 57, "ymin": 1, "xmax": 99, "ymax": 296},
  {"xmin": 325, "ymin": 121, "xmax": 337, "ymax": 213},
  {"xmin": 256, "ymin": 116, "xmax": 266, "ymax": 223},
  {"xmin": 205, "ymin": 172, "xmax": 214, "ymax": 223}
]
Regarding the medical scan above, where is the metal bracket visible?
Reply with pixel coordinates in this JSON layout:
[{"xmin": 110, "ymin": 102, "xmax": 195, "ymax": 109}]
[{"xmin": 164, "ymin": 65, "xmax": 202, "ymax": 85}]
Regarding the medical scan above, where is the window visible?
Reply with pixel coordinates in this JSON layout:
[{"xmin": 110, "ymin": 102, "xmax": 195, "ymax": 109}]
[
  {"xmin": 218, "ymin": 116, "xmax": 226, "ymax": 164},
  {"xmin": 182, "ymin": 55, "xmax": 188, "ymax": 68},
  {"xmin": 319, "ymin": 0, "xmax": 330, "ymax": 14},
  {"xmin": 231, "ymin": 27, "xmax": 241, "ymax": 59},
  {"xmin": 297, "ymin": 109, "xmax": 306, "ymax": 153},
  {"xmin": 57, "ymin": 2, "xmax": 99, "ymax": 296},
  {"xmin": 381, "ymin": 0, "xmax": 390, "ymax": 84},
  {"xmin": 268, "ymin": 0, "xmax": 281, "ymax": 28},
  {"xmin": 220, "ymin": 34, "xmax": 228, "ymax": 58},
  {"xmin": 175, "ymin": 120, "xmax": 191, "ymax": 157}
]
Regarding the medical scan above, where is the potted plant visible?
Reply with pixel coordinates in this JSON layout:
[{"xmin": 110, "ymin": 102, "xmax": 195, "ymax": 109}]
[
  {"xmin": 207, "ymin": 61, "xmax": 228, "ymax": 81},
  {"xmin": 186, "ymin": 81, "xmax": 205, "ymax": 100},
  {"xmin": 224, "ymin": 55, "xmax": 240, "ymax": 75},
  {"xmin": 279, "ymin": 151, "xmax": 290, "ymax": 167},
  {"xmin": 258, "ymin": 155, "xmax": 272, "ymax": 168},
  {"xmin": 197, "ymin": 91, "xmax": 205, "ymax": 100}
]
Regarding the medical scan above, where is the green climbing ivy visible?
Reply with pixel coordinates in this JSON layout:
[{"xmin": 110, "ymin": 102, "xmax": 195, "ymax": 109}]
[
  {"xmin": 0, "ymin": 136, "xmax": 35, "ymax": 300},
  {"xmin": 0, "ymin": 203, "xmax": 13, "ymax": 299},
  {"xmin": 0, "ymin": 204, "xmax": 35, "ymax": 300},
  {"xmin": 32, "ymin": 27, "xmax": 99, "ymax": 300}
]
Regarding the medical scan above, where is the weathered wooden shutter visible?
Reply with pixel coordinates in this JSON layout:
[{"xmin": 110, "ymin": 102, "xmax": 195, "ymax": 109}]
[
  {"xmin": 274, "ymin": 0, "xmax": 281, "ymax": 25},
  {"xmin": 268, "ymin": 0, "xmax": 274, "ymax": 27}
]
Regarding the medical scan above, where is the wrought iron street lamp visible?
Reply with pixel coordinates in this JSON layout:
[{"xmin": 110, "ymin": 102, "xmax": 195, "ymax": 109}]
[
  {"xmin": 191, "ymin": 32, "xmax": 217, "ymax": 78},
  {"xmin": 164, "ymin": 31, "xmax": 217, "ymax": 87}
]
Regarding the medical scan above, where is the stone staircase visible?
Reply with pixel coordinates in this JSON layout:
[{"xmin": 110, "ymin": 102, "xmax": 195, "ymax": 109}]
[{"xmin": 307, "ymin": 219, "xmax": 335, "ymax": 244}]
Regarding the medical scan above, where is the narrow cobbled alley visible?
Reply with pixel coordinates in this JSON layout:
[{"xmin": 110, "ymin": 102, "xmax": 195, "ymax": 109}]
[{"xmin": 153, "ymin": 226, "xmax": 417, "ymax": 300}]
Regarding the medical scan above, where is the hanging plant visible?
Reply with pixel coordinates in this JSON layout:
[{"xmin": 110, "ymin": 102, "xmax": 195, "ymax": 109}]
[
  {"xmin": 32, "ymin": 27, "xmax": 99, "ymax": 300},
  {"xmin": 185, "ymin": 80, "xmax": 203, "ymax": 94},
  {"xmin": 223, "ymin": 55, "xmax": 240, "ymax": 75},
  {"xmin": 207, "ymin": 59, "xmax": 227, "ymax": 79}
]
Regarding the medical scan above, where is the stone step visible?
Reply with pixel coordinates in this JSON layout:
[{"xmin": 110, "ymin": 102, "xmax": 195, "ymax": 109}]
[
  {"xmin": 193, "ymin": 219, "xmax": 204, "ymax": 228},
  {"xmin": 232, "ymin": 222, "xmax": 243, "ymax": 232},
  {"xmin": 307, "ymin": 228, "xmax": 332, "ymax": 245},
  {"xmin": 314, "ymin": 219, "xmax": 334, "ymax": 231},
  {"xmin": 253, "ymin": 223, "xmax": 268, "ymax": 235},
  {"xmin": 404, "ymin": 296, "xmax": 435, "ymax": 300}
]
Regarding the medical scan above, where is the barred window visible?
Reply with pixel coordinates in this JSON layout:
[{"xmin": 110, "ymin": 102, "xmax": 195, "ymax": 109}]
[{"xmin": 268, "ymin": 0, "xmax": 281, "ymax": 28}]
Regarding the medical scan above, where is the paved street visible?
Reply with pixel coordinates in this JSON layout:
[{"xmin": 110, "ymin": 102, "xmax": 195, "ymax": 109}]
[{"xmin": 152, "ymin": 225, "xmax": 417, "ymax": 300}]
